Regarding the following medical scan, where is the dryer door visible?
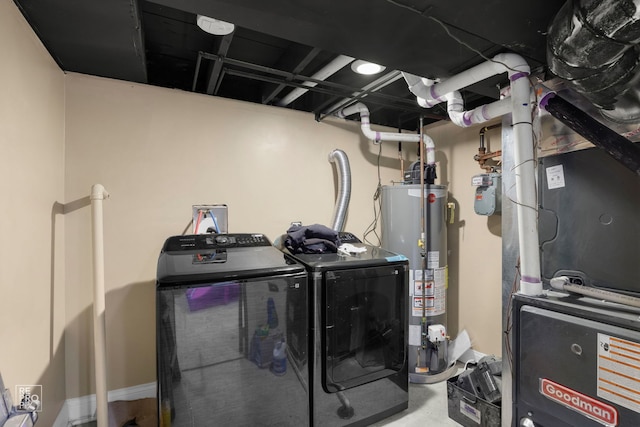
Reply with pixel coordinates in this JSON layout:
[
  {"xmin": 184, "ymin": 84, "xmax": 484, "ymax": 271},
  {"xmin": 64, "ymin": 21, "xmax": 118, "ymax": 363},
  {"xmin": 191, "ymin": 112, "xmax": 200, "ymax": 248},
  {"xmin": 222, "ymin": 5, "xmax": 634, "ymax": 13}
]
[{"xmin": 323, "ymin": 264, "xmax": 406, "ymax": 392}]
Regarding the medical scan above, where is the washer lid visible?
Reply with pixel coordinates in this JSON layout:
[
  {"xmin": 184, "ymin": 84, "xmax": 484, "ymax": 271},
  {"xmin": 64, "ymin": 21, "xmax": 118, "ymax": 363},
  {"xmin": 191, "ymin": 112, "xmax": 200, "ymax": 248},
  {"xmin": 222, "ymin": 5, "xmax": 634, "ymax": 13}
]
[{"xmin": 157, "ymin": 234, "xmax": 305, "ymax": 285}]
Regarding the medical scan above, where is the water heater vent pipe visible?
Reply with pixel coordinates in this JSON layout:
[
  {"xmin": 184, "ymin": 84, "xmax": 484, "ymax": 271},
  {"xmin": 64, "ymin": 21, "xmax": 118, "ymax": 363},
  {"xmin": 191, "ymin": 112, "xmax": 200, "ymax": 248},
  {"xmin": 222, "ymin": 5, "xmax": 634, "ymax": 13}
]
[
  {"xmin": 336, "ymin": 101, "xmax": 436, "ymax": 168},
  {"xmin": 336, "ymin": 102, "xmax": 422, "ymax": 143}
]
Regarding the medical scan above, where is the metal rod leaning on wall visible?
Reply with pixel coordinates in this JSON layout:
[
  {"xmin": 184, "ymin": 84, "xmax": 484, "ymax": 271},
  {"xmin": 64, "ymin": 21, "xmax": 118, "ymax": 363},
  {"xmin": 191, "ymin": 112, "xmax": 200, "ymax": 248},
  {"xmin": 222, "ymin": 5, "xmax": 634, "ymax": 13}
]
[
  {"xmin": 550, "ymin": 276, "xmax": 640, "ymax": 309},
  {"xmin": 91, "ymin": 184, "xmax": 110, "ymax": 427}
]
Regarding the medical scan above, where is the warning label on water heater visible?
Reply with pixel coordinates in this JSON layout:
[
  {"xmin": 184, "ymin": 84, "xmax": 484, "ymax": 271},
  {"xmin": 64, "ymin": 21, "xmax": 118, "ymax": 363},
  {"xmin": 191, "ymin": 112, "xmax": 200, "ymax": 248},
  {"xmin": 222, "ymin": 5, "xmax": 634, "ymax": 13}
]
[
  {"xmin": 410, "ymin": 268, "xmax": 446, "ymax": 317},
  {"xmin": 597, "ymin": 333, "xmax": 640, "ymax": 415}
]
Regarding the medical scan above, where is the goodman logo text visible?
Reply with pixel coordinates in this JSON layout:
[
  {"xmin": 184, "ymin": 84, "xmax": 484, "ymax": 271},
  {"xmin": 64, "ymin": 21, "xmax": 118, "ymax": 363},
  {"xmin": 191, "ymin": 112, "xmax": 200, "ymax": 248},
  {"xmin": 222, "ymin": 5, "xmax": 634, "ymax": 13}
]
[{"xmin": 540, "ymin": 378, "xmax": 618, "ymax": 426}]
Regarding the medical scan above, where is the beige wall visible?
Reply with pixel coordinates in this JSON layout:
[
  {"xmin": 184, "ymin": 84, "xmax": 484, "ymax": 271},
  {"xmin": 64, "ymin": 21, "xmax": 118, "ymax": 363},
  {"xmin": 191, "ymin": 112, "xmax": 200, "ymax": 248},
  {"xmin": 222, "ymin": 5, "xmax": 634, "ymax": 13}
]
[{"xmin": 0, "ymin": 1, "xmax": 66, "ymax": 425}]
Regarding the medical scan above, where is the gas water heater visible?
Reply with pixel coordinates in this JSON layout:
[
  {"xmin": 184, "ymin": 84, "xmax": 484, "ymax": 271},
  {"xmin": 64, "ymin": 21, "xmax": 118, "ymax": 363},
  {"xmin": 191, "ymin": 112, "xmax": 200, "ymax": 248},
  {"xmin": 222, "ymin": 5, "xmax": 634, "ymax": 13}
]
[{"xmin": 381, "ymin": 173, "xmax": 449, "ymax": 383}]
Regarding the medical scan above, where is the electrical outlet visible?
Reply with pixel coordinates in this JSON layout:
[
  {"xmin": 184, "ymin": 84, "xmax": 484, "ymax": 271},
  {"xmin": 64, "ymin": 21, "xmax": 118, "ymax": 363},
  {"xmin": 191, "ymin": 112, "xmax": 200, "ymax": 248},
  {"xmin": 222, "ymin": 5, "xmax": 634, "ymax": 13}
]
[{"xmin": 192, "ymin": 204, "xmax": 228, "ymax": 234}]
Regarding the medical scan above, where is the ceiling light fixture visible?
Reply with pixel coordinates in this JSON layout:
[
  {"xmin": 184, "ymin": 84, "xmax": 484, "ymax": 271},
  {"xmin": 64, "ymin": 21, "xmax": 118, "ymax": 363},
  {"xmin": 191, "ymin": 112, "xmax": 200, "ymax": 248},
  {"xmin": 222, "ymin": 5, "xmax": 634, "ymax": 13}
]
[
  {"xmin": 351, "ymin": 60, "xmax": 386, "ymax": 75},
  {"xmin": 197, "ymin": 15, "xmax": 235, "ymax": 36}
]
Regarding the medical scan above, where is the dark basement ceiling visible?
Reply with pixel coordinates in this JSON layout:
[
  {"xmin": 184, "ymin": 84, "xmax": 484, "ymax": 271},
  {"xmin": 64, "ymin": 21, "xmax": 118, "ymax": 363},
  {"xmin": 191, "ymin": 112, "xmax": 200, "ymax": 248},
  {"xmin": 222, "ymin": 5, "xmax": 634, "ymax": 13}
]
[{"xmin": 14, "ymin": 0, "xmax": 564, "ymax": 131}]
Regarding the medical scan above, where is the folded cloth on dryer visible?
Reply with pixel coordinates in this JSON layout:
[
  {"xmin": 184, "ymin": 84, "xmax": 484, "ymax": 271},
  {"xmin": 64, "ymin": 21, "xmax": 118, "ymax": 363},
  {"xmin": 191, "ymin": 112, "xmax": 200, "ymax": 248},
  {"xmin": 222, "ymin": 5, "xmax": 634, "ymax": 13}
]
[
  {"xmin": 285, "ymin": 224, "xmax": 340, "ymax": 254},
  {"xmin": 338, "ymin": 243, "xmax": 367, "ymax": 256}
]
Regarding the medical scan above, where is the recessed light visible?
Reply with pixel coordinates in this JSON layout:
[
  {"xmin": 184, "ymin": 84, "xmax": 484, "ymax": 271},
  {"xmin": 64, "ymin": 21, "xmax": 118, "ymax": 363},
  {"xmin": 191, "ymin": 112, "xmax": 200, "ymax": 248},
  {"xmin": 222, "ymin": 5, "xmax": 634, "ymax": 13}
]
[
  {"xmin": 351, "ymin": 60, "xmax": 386, "ymax": 75},
  {"xmin": 197, "ymin": 15, "xmax": 235, "ymax": 36}
]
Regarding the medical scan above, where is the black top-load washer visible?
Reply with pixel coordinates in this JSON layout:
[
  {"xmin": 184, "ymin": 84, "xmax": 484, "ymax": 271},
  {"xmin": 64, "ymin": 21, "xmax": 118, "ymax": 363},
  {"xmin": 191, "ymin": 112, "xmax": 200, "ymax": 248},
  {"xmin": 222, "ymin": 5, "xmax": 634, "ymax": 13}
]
[{"xmin": 156, "ymin": 233, "xmax": 309, "ymax": 426}]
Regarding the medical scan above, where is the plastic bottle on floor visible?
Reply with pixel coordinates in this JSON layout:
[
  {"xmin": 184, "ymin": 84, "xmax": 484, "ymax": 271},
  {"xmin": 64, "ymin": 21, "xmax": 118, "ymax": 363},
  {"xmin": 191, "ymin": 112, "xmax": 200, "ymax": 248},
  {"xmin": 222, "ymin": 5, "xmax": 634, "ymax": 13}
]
[{"xmin": 271, "ymin": 341, "xmax": 287, "ymax": 376}]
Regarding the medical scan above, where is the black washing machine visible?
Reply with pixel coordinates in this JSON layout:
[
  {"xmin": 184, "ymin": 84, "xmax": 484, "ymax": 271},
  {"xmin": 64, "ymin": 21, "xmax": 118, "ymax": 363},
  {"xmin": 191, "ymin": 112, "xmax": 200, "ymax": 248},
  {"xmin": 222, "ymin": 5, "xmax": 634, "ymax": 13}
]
[
  {"xmin": 282, "ymin": 235, "xmax": 409, "ymax": 426},
  {"xmin": 156, "ymin": 233, "xmax": 309, "ymax": 426}
]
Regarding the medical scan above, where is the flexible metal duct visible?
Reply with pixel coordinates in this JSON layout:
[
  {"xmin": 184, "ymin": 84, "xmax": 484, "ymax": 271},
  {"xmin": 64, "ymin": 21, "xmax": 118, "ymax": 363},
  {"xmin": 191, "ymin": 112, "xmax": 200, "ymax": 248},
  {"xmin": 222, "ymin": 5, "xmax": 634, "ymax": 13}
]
[
  {"xmin": 328, "ymin": 149, "xmax": 351, "ymax": 232},
  {"xmin": 547, "ymin": 0, "xmax": 640, "ymax": 122}
]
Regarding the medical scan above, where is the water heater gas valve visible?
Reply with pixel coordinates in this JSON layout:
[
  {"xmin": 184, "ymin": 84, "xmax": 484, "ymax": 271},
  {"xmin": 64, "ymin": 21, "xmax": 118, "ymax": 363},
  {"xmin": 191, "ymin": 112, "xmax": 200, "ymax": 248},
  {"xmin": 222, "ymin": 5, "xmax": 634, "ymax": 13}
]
[{"xmin": 427, "ymin": 324, "xmax": 447, "ymax": 343}]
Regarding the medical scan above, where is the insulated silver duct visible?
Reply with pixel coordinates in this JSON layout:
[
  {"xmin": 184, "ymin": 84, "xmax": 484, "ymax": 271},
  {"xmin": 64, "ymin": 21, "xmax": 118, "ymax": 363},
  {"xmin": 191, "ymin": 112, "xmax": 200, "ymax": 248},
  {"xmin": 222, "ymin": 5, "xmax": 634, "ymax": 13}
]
[
  {"xmin": 547, "ymin": 0, "xmax": 640, "ymax": 123},
  {"xmin": 328, "ymin": 149, "xmax": 351, "ymax": 232}
]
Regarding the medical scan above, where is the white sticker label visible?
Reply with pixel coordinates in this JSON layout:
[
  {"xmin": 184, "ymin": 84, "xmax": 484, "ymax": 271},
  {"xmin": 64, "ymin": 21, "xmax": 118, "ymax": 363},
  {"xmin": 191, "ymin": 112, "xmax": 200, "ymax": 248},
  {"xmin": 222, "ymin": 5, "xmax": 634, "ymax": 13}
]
[
  {"xmin": 460, "ymin": 400, "xmax": 481, "ymax": 424},
  {"xmin": 411, "ymin": 268, "xmax": 446, "ymax": 317},
  {"xmin": 546, "ymin": 164, "xmax": 566, "ymax": 189}
]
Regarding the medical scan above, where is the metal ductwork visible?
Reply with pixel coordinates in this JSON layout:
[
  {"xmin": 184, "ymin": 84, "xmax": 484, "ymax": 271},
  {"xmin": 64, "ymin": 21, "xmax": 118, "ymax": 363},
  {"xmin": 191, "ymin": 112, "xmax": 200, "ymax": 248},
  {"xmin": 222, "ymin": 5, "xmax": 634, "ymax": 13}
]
[
  {"xmin": 328, "ymin": 149, "xmax": 351, "ymax": 232},
  {"xmin": 547, "ymin": 0, "xmax": 640, "ymax": 123},
  {"xmin": 540, "ymin": 90, "xmax": 640, "ymax": 175}
]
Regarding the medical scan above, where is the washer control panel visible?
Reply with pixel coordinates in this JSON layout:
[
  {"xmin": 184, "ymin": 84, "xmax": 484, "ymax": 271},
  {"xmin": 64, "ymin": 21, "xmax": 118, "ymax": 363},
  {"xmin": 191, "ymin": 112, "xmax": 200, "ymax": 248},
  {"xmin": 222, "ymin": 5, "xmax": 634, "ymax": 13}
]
[{"xmin": 163, "ymin": 233, "xmax": 271, "ymax": 252}]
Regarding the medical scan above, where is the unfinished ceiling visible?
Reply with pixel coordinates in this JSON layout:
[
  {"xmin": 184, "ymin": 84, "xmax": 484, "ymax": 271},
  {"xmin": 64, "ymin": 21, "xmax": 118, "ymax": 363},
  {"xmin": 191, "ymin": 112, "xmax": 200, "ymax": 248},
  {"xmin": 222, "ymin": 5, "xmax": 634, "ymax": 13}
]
[{"xmin": 14, "ymin": 0, "xmax": 565, "ymax": 130}]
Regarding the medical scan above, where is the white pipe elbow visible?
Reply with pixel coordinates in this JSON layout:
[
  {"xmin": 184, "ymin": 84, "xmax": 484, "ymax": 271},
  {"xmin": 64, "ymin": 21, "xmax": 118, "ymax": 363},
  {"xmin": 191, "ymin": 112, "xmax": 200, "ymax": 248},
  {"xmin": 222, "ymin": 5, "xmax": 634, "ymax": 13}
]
[
  {"xmin": 90, "ymin": 184, "xmax": 110, "ymax": 201},
  {"xmin": 449, "ymin": 97, "xmax": 513, "ymax": 127},
  {"xmin": 423, "ymin": 134, "xmax": 436, "ymax": 165},
  {"xmin": 337, "ymin": 102, "xmax": 421, "ymax": 144},
  {"xmin": 416, "ymin": 97, "xmax": 430, "ymax": 108},
  {"xmin": 401, "ymin": 72, "xmax": 429, "ymax": 99},
  {"xmin": 403, "ymin": 72, "xmax": 444, "ymax": 107},
  {"xmin": 492, "ymin": 53, "xmax": 530, "ymax": 77},
  {"xmin": 362, "ymin": 126, "xmax": 421, "ymax": 144},
  {"xmin": 445, "ymin": 91, "xmax": 466, "ymax": 127},
  {"xmin": 337, "ymin": 102, "xmax": 369, "ymax": 119},
  {"xmin": 550, "ymin": 276, "xmax": 570, "ymax": 291}
]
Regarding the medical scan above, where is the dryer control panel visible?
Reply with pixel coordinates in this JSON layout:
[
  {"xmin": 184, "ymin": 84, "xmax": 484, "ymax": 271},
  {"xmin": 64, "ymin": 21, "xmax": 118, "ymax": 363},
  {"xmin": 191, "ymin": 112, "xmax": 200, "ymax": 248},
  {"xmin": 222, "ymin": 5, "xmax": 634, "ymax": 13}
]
[{"xmin": 338, "ymin": 231, "xmax": 361, "ymax": 244}]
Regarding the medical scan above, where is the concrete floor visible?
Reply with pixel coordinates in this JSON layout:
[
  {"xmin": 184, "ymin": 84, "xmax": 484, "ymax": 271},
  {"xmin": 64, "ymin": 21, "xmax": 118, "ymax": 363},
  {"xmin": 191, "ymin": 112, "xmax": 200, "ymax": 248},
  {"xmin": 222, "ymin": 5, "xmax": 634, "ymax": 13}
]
[
  {"xmin": 74, "ymin": 381, "xmax": 465, "ymax": 427},
  {"xmin": 373, "ymin": 377, "xmax": 464, "ymax": 426},
  {"xmin": 73, "ymin": 369, "xmax": 471, "ymax": 427}
]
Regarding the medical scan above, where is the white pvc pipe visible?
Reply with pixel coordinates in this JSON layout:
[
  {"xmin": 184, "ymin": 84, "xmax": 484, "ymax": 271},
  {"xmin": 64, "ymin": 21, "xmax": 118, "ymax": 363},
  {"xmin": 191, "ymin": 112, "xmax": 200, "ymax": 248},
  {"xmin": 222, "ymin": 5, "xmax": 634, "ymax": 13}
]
[
  {"xmin": 445, "ymin": 93, "xmax": 513, "ymax": 127},
  {"xmin": 407, "ymin": 53, "xmax": 530, "ymax": 105},
  {"xmin": 277, "ymin": 55, "xmax": 354, "ymax": 106},
  {"xmin": 404, "ymin": 54, "xmax": 542, "ymax": 296},
  {"xmin": 90, "ymin": 184, "xmax": 109, "ymax": 427},
  {"xmin": 403, "ymin": 73, "xmax": 441, "ymax": 107},
  {"xmin": 424, "ymin": 133, "xmax": 436, "ymax": 165},
  {"xmin": 408, "ymin": 77, "xmax": 513, "ymax": 127},
  {"xmin": 337, "ymin": 102, "xmax": 421, "ymax": 143},
  {"xmin": 509, "ymin": 71, "xmax": 542, "ymax": 296}
]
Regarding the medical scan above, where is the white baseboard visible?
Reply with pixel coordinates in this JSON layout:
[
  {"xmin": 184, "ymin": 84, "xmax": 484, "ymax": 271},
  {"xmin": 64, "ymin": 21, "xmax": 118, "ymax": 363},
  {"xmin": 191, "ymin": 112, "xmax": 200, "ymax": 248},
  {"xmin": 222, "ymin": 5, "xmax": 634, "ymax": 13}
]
[{"xmin": 53, "ymin": 382, "xmax": 156, "ymax": 426}]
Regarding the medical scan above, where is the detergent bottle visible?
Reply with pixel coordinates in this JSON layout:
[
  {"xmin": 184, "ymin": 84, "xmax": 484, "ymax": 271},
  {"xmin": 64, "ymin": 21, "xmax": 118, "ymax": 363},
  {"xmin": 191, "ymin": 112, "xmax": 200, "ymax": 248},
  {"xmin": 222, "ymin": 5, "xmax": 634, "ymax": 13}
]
[{"xmin": 271, "ymin": 340, "xmax": 287, "ymax": 376}]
